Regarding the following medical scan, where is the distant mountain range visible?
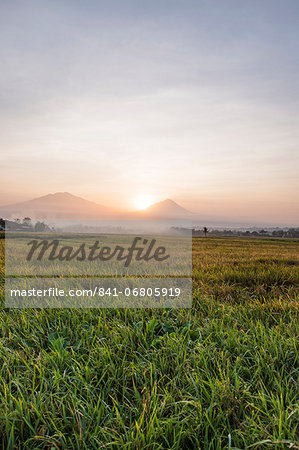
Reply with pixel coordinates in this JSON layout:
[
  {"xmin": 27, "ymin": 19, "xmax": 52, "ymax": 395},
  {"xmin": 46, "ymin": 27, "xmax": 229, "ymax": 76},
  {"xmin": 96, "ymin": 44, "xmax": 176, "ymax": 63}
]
[
  {"xmin": 0, "ymin": 192, "xmax": 194, "ymax": 220},
  {"xmin": 1, "ymin": 192, "xmax": 295, "ymax": 228}
]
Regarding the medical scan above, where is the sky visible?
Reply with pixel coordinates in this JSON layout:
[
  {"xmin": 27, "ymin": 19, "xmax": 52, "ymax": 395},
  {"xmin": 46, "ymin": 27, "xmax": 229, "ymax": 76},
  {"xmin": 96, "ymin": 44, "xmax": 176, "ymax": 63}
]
[{"xmin": 0, "ymin": 0, "xmax": 298, "ymax": 224}]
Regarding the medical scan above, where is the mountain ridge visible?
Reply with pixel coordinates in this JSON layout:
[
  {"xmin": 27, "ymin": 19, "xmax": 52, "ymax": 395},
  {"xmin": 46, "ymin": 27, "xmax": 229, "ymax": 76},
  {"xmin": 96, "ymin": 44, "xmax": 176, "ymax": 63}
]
[
  {"xmin": 0, "ymin": 192, "xmax": 116, "ymax": 219},
  {"xmin": 0, "ymin": 192, "xmax": 193, "ymax": 220},
  {"xmin": 142, "ymin": 198, "xmax": 192, "ymax": 218}
]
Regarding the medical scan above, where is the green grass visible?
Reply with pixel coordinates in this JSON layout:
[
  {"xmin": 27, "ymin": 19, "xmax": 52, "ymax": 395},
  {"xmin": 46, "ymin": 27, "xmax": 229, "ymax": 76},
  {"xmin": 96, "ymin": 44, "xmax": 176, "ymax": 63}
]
[{"xmin": 0, "ymin": 237, "xmax": 298, "ymax": 449}]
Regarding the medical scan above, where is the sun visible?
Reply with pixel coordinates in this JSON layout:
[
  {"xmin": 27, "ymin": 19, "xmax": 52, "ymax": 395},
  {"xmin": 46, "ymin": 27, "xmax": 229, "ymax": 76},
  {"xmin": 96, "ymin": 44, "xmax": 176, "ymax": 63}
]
[{"xmin": 134, "ymin": 196, "xmax": 154, "ymax": 210}]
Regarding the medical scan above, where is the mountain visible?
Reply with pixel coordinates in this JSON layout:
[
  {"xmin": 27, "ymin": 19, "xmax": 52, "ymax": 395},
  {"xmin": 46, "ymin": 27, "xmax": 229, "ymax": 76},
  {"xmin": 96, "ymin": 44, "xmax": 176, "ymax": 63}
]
[
  {"xmin": 0, "ymin": 193, "xmax": 194, "ymax": 221},
  {"xmin": 0, "ymin": 192, "xmax": 118, "ymax": 220},
  {"xmin": 142, "ymin": 199, "xmax": 193, "ymax": 218}
]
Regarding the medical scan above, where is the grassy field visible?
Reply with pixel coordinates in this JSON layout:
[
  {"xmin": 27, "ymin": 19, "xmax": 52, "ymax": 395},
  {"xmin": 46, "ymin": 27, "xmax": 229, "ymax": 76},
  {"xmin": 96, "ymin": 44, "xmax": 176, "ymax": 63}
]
[{"xmin": 0, "ymin": 236, "xmax": 298, "ymax": 449}]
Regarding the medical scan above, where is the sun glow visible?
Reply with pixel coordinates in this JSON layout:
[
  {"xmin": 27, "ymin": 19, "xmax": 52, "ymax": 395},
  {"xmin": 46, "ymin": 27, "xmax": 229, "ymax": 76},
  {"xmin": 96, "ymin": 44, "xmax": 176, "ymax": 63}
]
[{"xmin": 134, "ymin": 196, "xmax": 154, "ymax": 210}]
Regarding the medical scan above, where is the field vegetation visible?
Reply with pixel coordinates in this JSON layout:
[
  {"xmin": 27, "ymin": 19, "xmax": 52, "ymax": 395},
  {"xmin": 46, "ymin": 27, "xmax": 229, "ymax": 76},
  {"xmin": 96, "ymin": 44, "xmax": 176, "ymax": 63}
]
[{"xmin": 0, "ymin": 235, "xmax": 298, "ymax": 449}]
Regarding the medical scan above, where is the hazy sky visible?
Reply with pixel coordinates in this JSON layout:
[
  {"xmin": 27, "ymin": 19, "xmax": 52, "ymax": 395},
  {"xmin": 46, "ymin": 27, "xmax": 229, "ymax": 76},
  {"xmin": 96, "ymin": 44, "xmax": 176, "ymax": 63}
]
[{"xmin": 0, "ymin": 0, "xmax": 298, "ymax": 224}]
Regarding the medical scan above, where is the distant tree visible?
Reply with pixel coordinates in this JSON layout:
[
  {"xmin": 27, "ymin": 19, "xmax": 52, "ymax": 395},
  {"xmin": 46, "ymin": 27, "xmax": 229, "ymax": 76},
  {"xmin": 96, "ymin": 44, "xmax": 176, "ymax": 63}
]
[
  {"xmin": 272, "ymin": 230, "xmax": 284, "ymax": 238},
  {"xmin": 23, "ymin": 217, "xmax": 32, "ymax": 226},
  {"xmin": 34, "ymin": 221, "xmax": 46, "ymax": 232},
  {"xmin": 15, "ymin": 218, "xmax": 20, "ymax": 224},
  {"xmin": 203, "ymin": 226, "xmax": 209, "ymax": 237},
  {"xmin": 259, "ymin": 229, "xmax": 267, "ymax": 235},
  {"xmin": 0, "ymin": 218, "xmax": 5, "ymax": 230},
  {"xmin": 286, "ymin": 228, "xmax": 299, "ymax": 238}
]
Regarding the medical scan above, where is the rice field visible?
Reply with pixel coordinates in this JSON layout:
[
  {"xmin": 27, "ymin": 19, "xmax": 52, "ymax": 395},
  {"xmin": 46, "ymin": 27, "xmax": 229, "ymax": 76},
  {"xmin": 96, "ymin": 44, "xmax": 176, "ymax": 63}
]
[{"xmin": 0, "ymin": 235, "xmax": 298, "ymax": 449}]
